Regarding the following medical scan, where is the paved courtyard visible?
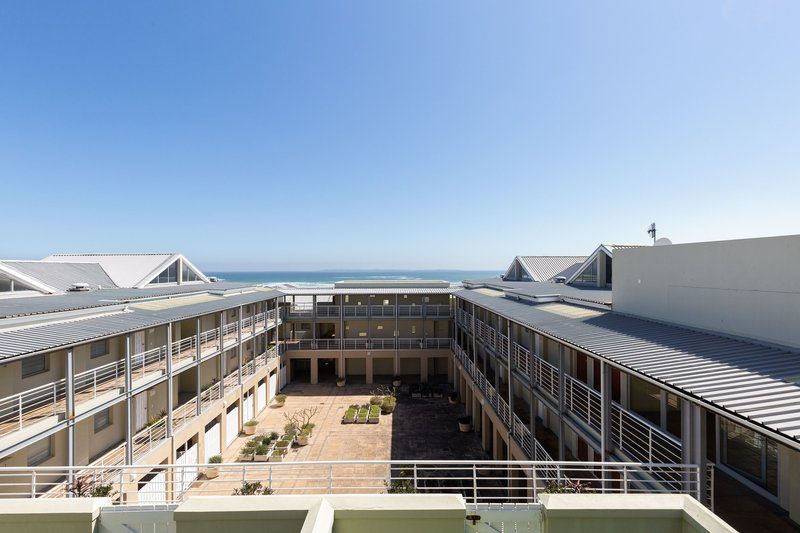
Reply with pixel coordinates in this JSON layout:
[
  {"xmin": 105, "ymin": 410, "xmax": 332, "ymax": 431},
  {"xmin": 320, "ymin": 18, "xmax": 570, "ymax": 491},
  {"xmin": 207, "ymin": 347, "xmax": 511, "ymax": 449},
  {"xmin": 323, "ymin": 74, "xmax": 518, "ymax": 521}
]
[{"xmin": 189, "ymin": 383, "xmax": 488, "ymax": 497}]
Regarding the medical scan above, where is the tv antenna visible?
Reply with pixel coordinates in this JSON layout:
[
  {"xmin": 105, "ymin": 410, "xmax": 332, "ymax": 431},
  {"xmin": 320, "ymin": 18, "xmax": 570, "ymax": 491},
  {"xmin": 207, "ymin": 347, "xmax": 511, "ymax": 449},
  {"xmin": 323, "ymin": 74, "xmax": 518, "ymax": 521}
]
[{"xmin": 647, "ymin": 222, "xmax": 657, "ymax": 245}]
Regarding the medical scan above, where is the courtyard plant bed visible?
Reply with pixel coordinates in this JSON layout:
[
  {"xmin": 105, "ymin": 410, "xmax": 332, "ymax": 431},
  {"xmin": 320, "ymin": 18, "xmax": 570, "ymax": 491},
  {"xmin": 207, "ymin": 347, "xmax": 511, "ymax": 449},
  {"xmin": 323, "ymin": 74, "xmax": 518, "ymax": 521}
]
[
  {"xmin": 270, "ymin": 448, "xmax": 287, "ymax": 462},
  {"xmin": 356, "ymin": 405, "xmax": 369, "ymax": 423},
  {"xmin": 342, "ymin": 405, "xmax": 357, "ymax": 424},
  {"xmin": 368, "ymin": 404, "xmax": 381, "ymax": 424},
  {"xmin": 254, "ymin": 444, "xmax": 270, "ymax": 462},
  {"xmin": 238, "ymin": 439, "xmax": 257, "ymax": 461}
]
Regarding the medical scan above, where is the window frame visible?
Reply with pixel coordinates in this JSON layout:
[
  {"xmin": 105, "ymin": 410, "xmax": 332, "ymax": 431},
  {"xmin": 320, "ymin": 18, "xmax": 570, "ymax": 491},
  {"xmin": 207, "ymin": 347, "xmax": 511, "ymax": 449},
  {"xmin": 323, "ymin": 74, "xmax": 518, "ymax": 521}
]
[
  {"xmin": 94, "ymin": 408, "xmax": 113, "ymax": 433},
  {"xmin": 21, "ymin": 354, "xmax": 48, "ymax": 379},
  {"xmin": 90, "ymin": 339, "xmax": 109, "ymax": 359}
]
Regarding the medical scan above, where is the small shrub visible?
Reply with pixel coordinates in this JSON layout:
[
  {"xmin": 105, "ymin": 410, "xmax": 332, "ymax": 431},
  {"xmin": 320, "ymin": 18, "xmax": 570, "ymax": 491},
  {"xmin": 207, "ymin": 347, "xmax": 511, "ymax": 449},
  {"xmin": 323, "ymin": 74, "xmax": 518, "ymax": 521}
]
[
  {"xmin": 381, "ymin": 396, "xmax": 397, "ymax": 414},
  {"xmin": 233, "ymin": 481, "xmax": 264, "ymax": 495},
  {"xmin": 244, "ymin": 419, "xmax": 258, "ymax": 427},
  {"xmin": 208, "ymin": 455, "xmax": 223, "ymax": 464},
  {"xmin": 254, "ymin": 444, "xmax": 269, "ymax": 456},
  {"xmin": 275, "ymin": 394, "xmax": 287, "ymax": 403},
  {"xmin": 269, "ymin": 431, "xmax": 279, "ymax": 440},
  {"xmin": 542, "ymin": 480, "xmax": 591, "ymax": 494},
  {"xmin": 89, "ymin": 483, "xmax": 116, "ymax": 498},
  {"xmin": 369, "ymin": 396, "xmax": 383, "ymax": 405},
  {"xmin": 272, "ymin": 447, "xmax": 287, "ymax": 457}
]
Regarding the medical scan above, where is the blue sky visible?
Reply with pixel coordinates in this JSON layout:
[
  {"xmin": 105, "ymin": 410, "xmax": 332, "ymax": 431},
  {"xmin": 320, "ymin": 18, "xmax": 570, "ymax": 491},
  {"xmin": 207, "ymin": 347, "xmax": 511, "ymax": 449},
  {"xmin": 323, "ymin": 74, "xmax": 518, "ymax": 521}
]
[{"xmin": 1, "ymin": 2, "xmax": 798, "ymax": 270}]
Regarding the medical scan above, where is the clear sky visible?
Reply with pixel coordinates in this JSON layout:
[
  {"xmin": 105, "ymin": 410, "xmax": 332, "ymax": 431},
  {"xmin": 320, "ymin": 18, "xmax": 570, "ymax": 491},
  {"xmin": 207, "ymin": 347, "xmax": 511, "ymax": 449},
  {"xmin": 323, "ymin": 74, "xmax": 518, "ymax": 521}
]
[{"xmin": 1, "ymin": 2, "xmax": 798, "ymax": 270}]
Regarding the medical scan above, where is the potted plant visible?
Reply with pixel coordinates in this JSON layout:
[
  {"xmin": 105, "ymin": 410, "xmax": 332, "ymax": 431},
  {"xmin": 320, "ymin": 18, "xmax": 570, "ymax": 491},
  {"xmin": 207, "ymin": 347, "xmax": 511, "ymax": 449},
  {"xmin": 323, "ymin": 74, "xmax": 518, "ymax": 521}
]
[
  {"xmin": 448, "ymin": 392, "xmax": 458, "ymax": 405},
  {"xmin": 381, "ymin": 396, "xmax": 397, "ymax": 414},
  {"xmin": 243, "ymin": 419, "xmax": 258, "ymax": 435},
  {"xmin": 356, "ymin": 407, "xmax": 368, "ymax": 424},
  {"xmin": 254, "ymin": 444, "xmax": 270, "ymax": 462},
  {"xmin": 206, "ymin": 455, "xmax": 222, "ymax": 478},
  {"xmin": 296, "ymin": 426, "xmax": 312, "ymax": 446},
  {"xmin": 270, "ymin": 448, "xmax": 287, "ymax": 462},
  {"xmin": 336, "ymin": 377, "xmax": 346, "ymax": 387},
  {"xmin": 458, "ymin": 415, "xmax": 472, "ymax": 433},
  {"xmin": 273, "ymin": 394, "xmax": 287, "ymax": 407},
  {"xmin": 392, "ymin": 375, "xmax": 402, "ymax": 387},
  {"xmin": 342, "ymin": 406, "xmax": 357, "ymax": 424},
  {"xmin": 368, "ymin": 404, "xmax": 381, "ymax": 424},
  {"xmin": 233, "ymin": 481, "xmax": 266, "ymax": 495}
]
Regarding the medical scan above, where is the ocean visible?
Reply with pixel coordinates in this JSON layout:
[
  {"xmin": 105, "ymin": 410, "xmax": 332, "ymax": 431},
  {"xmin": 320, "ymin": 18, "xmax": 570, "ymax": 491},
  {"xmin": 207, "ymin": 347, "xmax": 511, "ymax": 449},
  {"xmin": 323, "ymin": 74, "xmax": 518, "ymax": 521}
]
[{"xmin": 205, "ymin": 270, "xmax": 500, "ymax": 287}]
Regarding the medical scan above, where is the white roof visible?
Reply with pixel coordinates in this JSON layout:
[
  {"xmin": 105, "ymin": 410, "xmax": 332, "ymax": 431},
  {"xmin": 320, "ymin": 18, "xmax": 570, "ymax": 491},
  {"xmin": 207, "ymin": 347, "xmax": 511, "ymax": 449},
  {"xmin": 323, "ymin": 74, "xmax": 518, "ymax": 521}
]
[{"xmin": 42, "ymin": 253, "xmax": 208, "ymax": 288}]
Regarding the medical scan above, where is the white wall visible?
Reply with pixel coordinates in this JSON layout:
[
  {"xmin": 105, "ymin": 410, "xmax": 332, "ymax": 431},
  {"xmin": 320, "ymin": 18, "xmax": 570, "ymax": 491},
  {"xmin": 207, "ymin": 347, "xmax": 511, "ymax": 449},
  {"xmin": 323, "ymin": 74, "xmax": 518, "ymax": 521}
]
[{"xmin": 613, "ymin": 235, "xmax": 800, "ymax": 349}]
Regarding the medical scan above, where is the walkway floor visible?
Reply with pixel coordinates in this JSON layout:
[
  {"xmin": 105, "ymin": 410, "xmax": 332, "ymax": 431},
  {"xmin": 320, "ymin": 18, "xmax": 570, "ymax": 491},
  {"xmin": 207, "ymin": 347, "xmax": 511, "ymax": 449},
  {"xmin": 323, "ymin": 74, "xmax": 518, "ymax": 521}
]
[{"xmin": 714, "ymin": 469, "xmax": 799, "ymax": 533}]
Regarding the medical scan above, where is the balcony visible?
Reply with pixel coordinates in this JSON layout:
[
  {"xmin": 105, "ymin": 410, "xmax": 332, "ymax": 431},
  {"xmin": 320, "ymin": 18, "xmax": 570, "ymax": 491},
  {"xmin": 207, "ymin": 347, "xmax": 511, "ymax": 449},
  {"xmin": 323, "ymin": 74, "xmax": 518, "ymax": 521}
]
[
  {"xmin": 281, "ymin": 338, "xmax": 453, "ymax": 351},
  {"xmin": 0, "ymin": 311, "xmax": 278, "ymax": 444},
  {"xmin": 454, "ymin": 309, "xmax": 685, "ymax": 470}
]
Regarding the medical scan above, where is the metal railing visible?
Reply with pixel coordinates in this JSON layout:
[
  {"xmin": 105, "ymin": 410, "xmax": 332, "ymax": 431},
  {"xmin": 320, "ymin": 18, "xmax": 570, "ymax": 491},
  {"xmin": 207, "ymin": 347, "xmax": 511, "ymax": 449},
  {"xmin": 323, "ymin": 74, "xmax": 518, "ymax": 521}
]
[
  {"xmin": 8, "ymin": 460, "xmax": 703, "ymax": 506},
  {"xmin": 282, "ymin": 338, "xmax": 453, "ymax": 351}
]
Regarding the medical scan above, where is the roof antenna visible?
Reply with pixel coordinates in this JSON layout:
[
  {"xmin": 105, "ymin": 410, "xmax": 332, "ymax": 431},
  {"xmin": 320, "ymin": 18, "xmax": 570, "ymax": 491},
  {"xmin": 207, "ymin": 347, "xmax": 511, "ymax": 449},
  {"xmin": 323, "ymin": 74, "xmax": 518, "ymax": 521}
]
[{"xmin": 647, "ymin": 222, "xmax": 657, "ymax": 245}]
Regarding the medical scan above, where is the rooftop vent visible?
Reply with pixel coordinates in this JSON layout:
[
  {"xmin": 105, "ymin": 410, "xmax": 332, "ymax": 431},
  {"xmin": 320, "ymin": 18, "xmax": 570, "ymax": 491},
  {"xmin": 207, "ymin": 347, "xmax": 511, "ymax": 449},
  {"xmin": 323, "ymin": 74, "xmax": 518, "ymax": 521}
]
[
  {"xmin": 554, "ymin": 276, "xmax": 567, "ymax": 283},
  {"xmin": 67, "ymin": 282, "xmax": 91, "ymax": 292}
]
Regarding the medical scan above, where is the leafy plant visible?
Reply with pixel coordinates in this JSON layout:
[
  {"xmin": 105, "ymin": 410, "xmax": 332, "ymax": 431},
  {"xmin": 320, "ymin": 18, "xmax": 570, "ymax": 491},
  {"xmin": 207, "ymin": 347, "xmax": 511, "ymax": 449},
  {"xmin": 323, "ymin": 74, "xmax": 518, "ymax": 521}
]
[
  {"xmin": 369, "ymin": 396, "xmax": 384, "ymax": 405},
  {"xmin": 89, "ymin": 483, "xmax": 116, "ymax": 497},
  {"xmin": 233, "ymin": 481, "xmax": 264, "ymax": 495},
  {"xmin": 208, "ymin": 455, "xmax": 223, "ymax": 464},
  {"xmin": 244, "ymin": 419, "xmax": 258, "ymax": 427},
  {"xmin": 381, "ymin": 396, "xmax": 397, "ymax": 414},
  {"xmin": 385, "ymin": 467, "xmax": 416, "ymax": 494},
  {"xmin": 67, "ymin": 476, "xmax": 117, "ymax": 498},
  {"xmin": 269, "ymin": 431, "xmax": 279, "ymax": 440},
  {"xmin": 542, "ymin": 480, "xmax": 591, "ymax": 494},
  {"xmin": 275, "ymin": 394, "xmax": 287, "ymax": 403},
  {"xmin": 255, "ymin": 444, "xmax": 270, "ymax": 456}
]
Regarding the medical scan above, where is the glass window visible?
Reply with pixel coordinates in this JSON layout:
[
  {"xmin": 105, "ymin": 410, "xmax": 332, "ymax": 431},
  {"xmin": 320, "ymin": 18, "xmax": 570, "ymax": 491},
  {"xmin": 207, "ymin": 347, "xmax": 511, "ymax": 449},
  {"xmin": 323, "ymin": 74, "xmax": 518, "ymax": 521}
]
[
  {"xmin": 27, "ymin": 437, "xmax": 53, "ymax": 466},
  {"xmin": 666, "ymin": 393, "xmax": 682, "ymax": 438},
  {"xmin": 22, "ymin": 354, "xmax": 48, "ymax": 378},
  {"xmin": 149, "ymin": 261, "xmax": 178, "ymax": 284},
  {"xmin": 720, "ymin": 418, "xmax": 778, "ymax": 495},
  {"xmin": 605, "ymin": 253, "xmax": 613, "ymax": 284},
  {"xmin": 90, "ymin": 339, "xmax": 109, "ymax": 359},
  {"xmin": 574, "ymin": 259, "xmax": 598, "ymax": 284},
  {"xmin": 94, "ymin": 408, "xmax": 112, "ymax": 433},
  {"xmin": 181, "ymin": 263, "xmax": 200, "ymax": 282}
]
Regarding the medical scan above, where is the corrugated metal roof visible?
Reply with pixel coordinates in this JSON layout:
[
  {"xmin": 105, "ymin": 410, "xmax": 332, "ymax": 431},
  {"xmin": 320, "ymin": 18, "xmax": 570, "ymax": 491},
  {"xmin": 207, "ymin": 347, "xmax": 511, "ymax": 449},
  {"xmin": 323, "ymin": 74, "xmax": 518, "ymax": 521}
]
[
  {"xmin": 0, "ymin": 289, "xmax": 283, "ymax": 360},
  {"xmin": 0, "ymin": 261, "xmax": 117, "ymax": 291},
  {"xmin": 514, "ymin": 256, "xmax": 586, "ymax": 282},
  {"xmin": 0, "ymin": 282, "xmax": 263, "ymax": 319},
  {"xmin": 277, "ymin": 286, "xmax": 457, "ymax": 295},
  {"xmin": 42, "ymin": 253, "xmax": 176, "ymax": 288},
  {"xmin": 455, "ymin": 288, "xmax": 800, "ymax": 448},
  {"xmin": 463, "ymin": 278, "xmax": 612, "ymax": 305}
]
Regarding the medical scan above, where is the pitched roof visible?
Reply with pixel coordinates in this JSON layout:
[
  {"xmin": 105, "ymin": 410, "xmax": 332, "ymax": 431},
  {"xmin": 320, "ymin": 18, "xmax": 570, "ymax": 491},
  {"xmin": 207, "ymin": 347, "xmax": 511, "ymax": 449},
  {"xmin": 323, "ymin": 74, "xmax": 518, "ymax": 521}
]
[
  {"xmin": 566, "ymin": 244, "xmax": 647, "ymax": 284},
  {"xmin": 41, "ymin": 253, "xmax": 207, "ymax": 288},
  {"xmin": 505, "ymin": 256, "xmax": 587, "ymax": 282},
  {"xmin": 0, "ymin": 261, "xmax": 117, "ymax": 292}
]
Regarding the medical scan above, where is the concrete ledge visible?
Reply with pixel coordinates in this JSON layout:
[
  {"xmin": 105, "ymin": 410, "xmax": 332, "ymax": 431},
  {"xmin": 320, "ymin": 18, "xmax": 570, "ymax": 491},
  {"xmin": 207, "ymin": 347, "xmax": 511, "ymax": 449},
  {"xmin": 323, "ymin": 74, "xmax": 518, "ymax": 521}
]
[
  {"xmin": 539, "ymin": 494, "xmax": 736, "ymax": 533},
  {"xmin": 0, "ymin": 497, "xmax": 110, "ymax": 533}
]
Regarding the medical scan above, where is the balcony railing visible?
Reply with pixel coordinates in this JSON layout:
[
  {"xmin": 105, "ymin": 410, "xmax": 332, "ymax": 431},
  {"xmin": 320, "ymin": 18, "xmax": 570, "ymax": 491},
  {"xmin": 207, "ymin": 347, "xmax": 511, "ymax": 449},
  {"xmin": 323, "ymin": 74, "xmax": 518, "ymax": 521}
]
[
  {"xmin": 22, "ymin": 460, "xmax": 704, "ymax": 506},
  {"xmin": 455, "ymin": 311, "xmax": 685, "ymax": 472},
  {"xmin": 281, "ymin": 338, "xmax": 453, "ymax": 351}
]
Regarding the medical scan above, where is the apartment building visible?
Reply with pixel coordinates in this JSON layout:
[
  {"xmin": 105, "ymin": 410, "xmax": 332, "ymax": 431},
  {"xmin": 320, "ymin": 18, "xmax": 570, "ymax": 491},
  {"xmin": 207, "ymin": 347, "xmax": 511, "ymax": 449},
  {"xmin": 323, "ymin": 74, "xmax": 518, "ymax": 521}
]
[
  {"xmin": 451, "ymin": 235, "xmax": 800, "ymax": 525},
  {"xmin": 279, "ymin": 281, "xmax": 454, "ymax": 385},
  {"xmin": 0, "ymin": 256, "xmax": 284, "ymax": 502}
]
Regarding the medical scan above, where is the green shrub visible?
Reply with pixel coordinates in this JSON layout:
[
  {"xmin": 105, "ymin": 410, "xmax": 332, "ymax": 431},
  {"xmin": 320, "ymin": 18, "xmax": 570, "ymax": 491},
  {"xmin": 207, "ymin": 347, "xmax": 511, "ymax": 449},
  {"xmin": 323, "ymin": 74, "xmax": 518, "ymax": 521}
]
[
  {"xmin": 269, "ymin": 431, "xmax": 279, "ymax": 440},
  {"xmin": 381, "ymin": 396, "xmax": 397, "ymax": 414},
  {"xmin": 370, "ymin": 396, "xmax": 383, "ymax": 405},
  {"xmin": 233, "ymin": 481, "xmax": 264, "ymax": 495},
  {"xmin": 275, "ymin": 394, "xmax": 287, "ymax": 403},
  {"xmin": 208, "ymin": 455, "xmax": 223, "ymax": 464},
  {"xmin": 255, "ymin": 444, "xmax": 269, "ymax": 455},
  {"xmin": 244, "ymin": 419, "xmax": 258, "ymax": 427}
]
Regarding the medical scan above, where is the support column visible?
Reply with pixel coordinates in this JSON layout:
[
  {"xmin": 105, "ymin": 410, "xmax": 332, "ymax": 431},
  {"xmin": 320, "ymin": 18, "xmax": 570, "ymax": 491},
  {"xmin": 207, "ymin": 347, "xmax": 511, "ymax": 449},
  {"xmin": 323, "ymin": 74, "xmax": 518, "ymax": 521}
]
[
  {"xmin": 195, "ymin": 318, "xmax": 202, "ymax": 416},
  {"xmin": 557, "ymin": 344, "xmax": 566, "ymax": 460},
  {"xmin": 366, "ymin": 356, "xmax": 373, "ymax": 384},
  {"xmin": 125, "ymin": 334, "xmax": 134, "ymax": 465},
  {"xmin": 66, "ymin": 349, "xmax": 75, "ymax": 488},
  {"xmin": 166, "ymin": 324, "xmax": 174, "ymax": 438},
  {"xmin": 394, "ymin": 294, "xmax": 399, "ymax": 375},
  {"xmin": 507, "ymin": 322, "xmax": 513, "ymax": 420},
  {"xmin": 529, "ymin": 329, "xmax": 536, "ymax": 458},
  {"xmin": 237, "ymin": 305, "xmax": 243, "ymax": 386},
  {"xmin": 310, "ymin": 357, "xmax": 319, "ymax": 385},
  {"xmin": 420, "ymin": 356, "xmax": 428, "ymax": 383},
  {"xmin": 218, "ymin": 312, "xmax": 225, "ymax": 398}
]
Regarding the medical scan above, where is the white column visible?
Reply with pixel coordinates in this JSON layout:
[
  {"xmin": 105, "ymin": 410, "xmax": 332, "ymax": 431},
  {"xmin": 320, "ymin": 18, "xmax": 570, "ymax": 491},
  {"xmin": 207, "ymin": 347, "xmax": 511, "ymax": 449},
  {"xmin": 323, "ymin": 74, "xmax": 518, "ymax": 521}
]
[
  {"xmin": 166, "ymin": 324, "xmax": 174, "ymax": 438},
  {"xmin": 237, "ymin": 305, "xmax": 243, "ymax": 386},
  {"xmin": 65, "ymin": 349, "xmax": 75, "ymax": 487},
  {"xmin": 124, "ymin": 335, "xmax": 133, "ymax": 465},
  {"xmin": 195, "ymin": 318, "xmax": 202, "ymax": 416}
]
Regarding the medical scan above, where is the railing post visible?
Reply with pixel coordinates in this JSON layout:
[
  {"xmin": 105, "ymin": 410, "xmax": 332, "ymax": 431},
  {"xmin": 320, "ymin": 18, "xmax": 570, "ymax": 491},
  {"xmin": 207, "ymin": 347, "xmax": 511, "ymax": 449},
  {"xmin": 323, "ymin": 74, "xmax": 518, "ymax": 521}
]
[
  {"xmin": 472, "ymin": 464, "xmax": 478, "ymax": 505},
  {"xmin": 413, "ymin": 464, "xmax": 418, "ymax": 491},
  {"xmin": 30, "ymin": 471, "xmax": 36, "ymax": 498},
  {"xmin": 623, "ymin": 465, "xmax": 629, "ymax": 494},
  {"xmin": 19, "ymin": 395, "xmax": 23, "ymax": 430},
  {"xmin": 329, "ymin": 464, "xmax": 334, "ymax": 493}
]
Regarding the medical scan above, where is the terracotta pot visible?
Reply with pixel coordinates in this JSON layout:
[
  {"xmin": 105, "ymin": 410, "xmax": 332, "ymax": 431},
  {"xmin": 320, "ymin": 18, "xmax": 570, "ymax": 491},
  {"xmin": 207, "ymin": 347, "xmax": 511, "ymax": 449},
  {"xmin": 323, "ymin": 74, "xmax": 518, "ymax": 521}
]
[
  {"xmin": 205, "ymin": 467, "xmax": 219, "ymax": 479},
  {"xmin": 244, "ymin": 425, "xmax": 256, "ymax": 435},
  {"xmin": 458, "ymin": 422, "xmax": 471, "ymax": 433}
]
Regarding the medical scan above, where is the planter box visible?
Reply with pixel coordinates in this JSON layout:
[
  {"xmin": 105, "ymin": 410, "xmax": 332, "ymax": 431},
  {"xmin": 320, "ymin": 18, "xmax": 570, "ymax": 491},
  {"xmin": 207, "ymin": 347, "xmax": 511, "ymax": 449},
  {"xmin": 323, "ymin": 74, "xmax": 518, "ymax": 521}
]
[
  {"xmin": 368, "ymin": 416, "xmax": 379, "ymax": 424},
  {"xmin": 356, "ymin": 416, "xmax": 368, "ymax": 424},
  {"xmin": 269, "ymin": 454, "xmax": 284, "ymax": 462},
  {"xmin": 244, "ymin": 425, "xmax": 257, "ymax": 435},
  {"xmin": 254, "ymin": 454, "xmax": 269, "ymax": 462},
  {"xmin": 342, "ymin": 416, "xmax": 355, "ymax": 424},
  {"xmin": 238, "ymin": 453, "xmax": 254, "ymax": 462},
  {"xmin": 296, "ymin": 435, "xmax": 310, "ymax": 446}
]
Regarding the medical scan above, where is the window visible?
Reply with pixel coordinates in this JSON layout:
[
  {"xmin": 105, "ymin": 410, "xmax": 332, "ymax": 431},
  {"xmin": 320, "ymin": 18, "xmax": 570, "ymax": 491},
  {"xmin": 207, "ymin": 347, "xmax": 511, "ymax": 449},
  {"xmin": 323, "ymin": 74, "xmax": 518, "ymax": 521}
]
[
  {"xmin": 0, "ymin": 275, "xmax": 37, "ymax": 292},
  {"xmin": 573, "ymin": 259, "xmax": 598, "ymax": 284},
  {"xmin": 22, "ymin": 354, "xmax": 48, "ymax": 378},
  {"xmin": 94, "ymin": 408, "xmax": 112, "ymax": 433},
  {"xmin": 27, "ymin": 437, "xmax": 53, "ymax": 466},
  {"xmin": 629, "ymin": 376, "xmax": 660, "ymax": 427},
  {"xmin": 149, "ymin": 261, "xmax": 178, "ymax": 285},
  {"xmin": 90, "ymin": 339, "xmax": 109, "ymax": 359},
  {"xmin": 181, "ymin": 262, "xmax": 201, "ymax": 282},
  {"xmin": 721, "ymin": 418, "xmax": 778, "ymax": 495},
  {"xmin": 605, "ymin": 253, "xmax": 613, "ymax": 285}
]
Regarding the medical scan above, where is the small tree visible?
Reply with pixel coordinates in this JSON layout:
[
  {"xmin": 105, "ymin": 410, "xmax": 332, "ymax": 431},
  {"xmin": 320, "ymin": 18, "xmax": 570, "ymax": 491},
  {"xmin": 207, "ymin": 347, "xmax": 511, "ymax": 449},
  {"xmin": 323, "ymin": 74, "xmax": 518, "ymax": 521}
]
[{"xmin": 233, "ymin": 481, "xmax": 274, "ymax": 495}]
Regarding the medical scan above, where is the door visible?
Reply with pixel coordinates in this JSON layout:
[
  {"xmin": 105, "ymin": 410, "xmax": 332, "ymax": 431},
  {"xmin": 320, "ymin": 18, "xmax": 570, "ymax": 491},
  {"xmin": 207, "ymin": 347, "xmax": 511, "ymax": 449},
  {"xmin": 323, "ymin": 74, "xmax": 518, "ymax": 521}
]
[
  {"xmin": 134, "ymin": 392, "xmax": 148, "ymax": 431},
  {"xmin": 175, "ymin": 442, "xmax": 199, "ymax": 497},
  {"xmin": 225, "ymin": 404, "xmax": 239, "ymax": 445},
  {"xmin": 204, "ymin": 422, "xmax": 221, "ymax": 461},
  {"xmin": 257, "ymin": 380, "xmax": 267, "ymax": 412},
  {"xmin": 242, "ymin": 391, "xmax": 254, "ymax": 423},
  {"xmin": 138, "ymin": 470, "xmax": 167, "ymax": 503},
  {"xmin": 269, "ymin": 371, "xmax": 278, "ymax": 403},
  {"xmin": 279, "ymin": 364, "xmax": 287, "ymax": 388}
]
